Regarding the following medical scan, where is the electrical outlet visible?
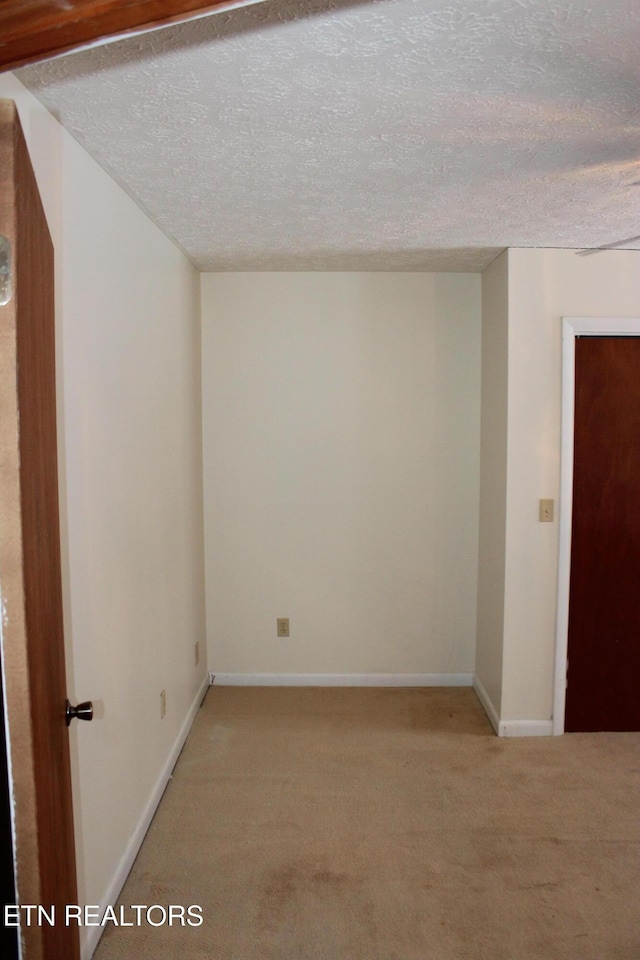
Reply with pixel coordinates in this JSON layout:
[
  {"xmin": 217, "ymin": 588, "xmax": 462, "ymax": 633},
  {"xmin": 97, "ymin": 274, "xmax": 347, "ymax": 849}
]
[
  {"xmin": 160, "ymin": 689, "xmax": 166, "ymax": 719},
  {"xmin": 195, "ymin": 641, "xmax": 200, "ymax": 666},
  {"xmin": 539, "ymin": 498, "xmax": 554, "ymax": 522},
  {"xmin": 277, "ymin": 617, "xmax": 290, "ymax": 637}
]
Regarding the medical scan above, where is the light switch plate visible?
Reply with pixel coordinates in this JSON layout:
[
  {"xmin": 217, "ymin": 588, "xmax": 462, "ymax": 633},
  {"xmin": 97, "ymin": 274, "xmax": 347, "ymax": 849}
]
[{"xmin": 539, "ymin": 499, "xmax": 554, "ymax": 522}]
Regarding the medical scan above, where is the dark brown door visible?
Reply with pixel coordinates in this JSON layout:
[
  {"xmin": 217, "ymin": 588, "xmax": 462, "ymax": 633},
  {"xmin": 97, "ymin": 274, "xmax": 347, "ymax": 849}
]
[
  {"xmin": 565, "ymin": 335, "xmax": 640, "ymax": 732},
  {"xmin": 0, "ymin": 101, "xmax": 80, "ymax": 958}
]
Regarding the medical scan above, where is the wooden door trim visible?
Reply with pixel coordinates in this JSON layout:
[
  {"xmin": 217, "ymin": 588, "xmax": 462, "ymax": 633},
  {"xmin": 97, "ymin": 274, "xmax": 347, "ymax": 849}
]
[
  {"xmin": 0, "ymin": 97, "xmax": 44, "ymax": 960},
  {"xmin": 1, "ymin": 98, "xmax": 80, "ymax": 959},
  {"xmin": 554, "ymin": 316, "xmax": 640, "ymax": 735},
  {"xmin": 0, "ymin": 0, "xmax": 262, "ymax": 71}
]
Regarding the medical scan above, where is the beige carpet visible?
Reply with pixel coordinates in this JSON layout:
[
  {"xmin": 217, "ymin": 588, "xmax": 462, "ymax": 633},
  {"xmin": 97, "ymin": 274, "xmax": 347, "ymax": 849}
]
[{"xmin": 93, "ymin": 687, "xmax": 640, "ymax": 960}]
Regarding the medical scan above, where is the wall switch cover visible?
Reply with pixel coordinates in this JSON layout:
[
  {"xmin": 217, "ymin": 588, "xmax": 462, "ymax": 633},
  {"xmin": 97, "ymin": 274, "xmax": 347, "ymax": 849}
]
[{"xmin": 539, "ymin": 499, "xmax": 554, "ymax": 522}]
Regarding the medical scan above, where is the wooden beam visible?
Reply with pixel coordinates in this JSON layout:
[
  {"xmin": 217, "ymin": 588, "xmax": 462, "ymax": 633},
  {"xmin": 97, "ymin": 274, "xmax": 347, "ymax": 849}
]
[{"xmin": 0, "ymin": 0, "xmax": 251, "ymax": 71}]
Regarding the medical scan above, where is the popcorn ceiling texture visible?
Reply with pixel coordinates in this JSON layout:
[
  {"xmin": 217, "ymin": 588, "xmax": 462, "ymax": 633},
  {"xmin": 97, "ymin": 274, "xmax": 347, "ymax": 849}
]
[{"xmin": 17, "ymin": 0, "xmax": 640, "ymax": 271}]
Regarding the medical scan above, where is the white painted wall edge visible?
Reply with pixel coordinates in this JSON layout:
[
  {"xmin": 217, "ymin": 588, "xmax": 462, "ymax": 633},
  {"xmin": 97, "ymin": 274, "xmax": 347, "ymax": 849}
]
[
  {"xmin": 81, "ymin": 673, "xmax": 210, "ymax": 960},
  {"xmin": 210, "ymin": 673, "xmax": 474, "ymax": 687},
  {"xmin": 472, "ymin": 675, "xmax": 499, "ymax": 735}
]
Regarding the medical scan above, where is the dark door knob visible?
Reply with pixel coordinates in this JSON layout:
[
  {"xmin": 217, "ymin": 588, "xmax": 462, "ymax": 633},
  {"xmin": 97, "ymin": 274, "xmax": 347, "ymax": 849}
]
[{"xmin": 65, "ymin": 699, "xmax": 93, "ymax": 726}]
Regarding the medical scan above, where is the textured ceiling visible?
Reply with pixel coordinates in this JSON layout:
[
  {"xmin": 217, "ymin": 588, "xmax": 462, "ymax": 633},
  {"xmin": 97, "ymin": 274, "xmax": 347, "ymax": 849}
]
[{"xmin": 16, "ymin": 0, "xmax": 640, "ymax": 271}]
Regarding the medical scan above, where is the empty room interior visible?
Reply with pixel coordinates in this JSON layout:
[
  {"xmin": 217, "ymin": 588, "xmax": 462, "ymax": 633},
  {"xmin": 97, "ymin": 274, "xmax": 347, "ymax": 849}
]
[{"xmin": 1, "ymin": 0, "xmax": 639, "ymax": 958}]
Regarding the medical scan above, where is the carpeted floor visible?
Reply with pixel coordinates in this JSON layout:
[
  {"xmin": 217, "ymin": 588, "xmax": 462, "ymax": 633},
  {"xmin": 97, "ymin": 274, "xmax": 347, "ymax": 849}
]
[{"xmin": 93, "ymin": 687, "xmax": 640, "ymax": 960}]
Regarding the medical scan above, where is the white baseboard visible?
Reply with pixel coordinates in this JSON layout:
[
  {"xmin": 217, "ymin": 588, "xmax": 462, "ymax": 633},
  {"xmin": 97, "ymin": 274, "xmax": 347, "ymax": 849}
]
[
  {"xmin": 472, "ymin": 674, "xmax": 500, "ymax": 735},
  {"xmin": 498, "ymin": 719, "xmax": 554, "ymax": 737},
  {"xmin": 82, "ymin": 672, "xmax": 210, "ymax": 960},
  {"xmin": 210, "ymin": 672, "xmax": 473, "ymax": 687},
  {"xmin": 472, "ymin": 675, "xmax": 553, "ymax": 737}
]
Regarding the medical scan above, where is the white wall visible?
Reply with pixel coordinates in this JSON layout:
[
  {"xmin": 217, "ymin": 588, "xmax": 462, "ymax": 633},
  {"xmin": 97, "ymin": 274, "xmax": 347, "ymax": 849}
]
[
  {"xmin": 0, "ymin": 75, "xmax": 207, "ymax": 955},
  {"xmin": 475, "ymin": 252, "xmax": 508, "ymax": 719},
  {"xmin": 201, "ymin": 272, "xmax": 480, "ymax": 679},
  {"xmin": 496, "ymin": 248, "xmax": 640, "ymax": 726}
]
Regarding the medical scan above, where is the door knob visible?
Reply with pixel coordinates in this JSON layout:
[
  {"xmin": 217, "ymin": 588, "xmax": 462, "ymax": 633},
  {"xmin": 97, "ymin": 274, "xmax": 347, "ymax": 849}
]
[{"xmin": 65, "ymin": 699, "xmax": 93, "ymax": 726}]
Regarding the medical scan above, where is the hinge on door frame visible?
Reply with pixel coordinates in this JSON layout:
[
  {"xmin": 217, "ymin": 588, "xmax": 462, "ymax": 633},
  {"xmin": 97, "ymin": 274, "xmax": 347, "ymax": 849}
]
[{"xmin": 0, "ymin": 235, "xmax": 11, "ymax": 306}]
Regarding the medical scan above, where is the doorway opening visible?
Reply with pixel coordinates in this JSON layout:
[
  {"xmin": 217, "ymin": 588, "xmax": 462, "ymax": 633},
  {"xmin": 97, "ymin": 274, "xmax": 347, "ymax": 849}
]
[{"xmin": 554, "ymin": 316, "xmax": 640, "ymax": 734}]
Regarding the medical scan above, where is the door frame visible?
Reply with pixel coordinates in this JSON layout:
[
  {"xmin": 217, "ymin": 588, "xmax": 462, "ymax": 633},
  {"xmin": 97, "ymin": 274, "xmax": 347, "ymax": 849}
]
[
  {"xmin": 553, "ymin": 316, "xmax": 640, "ymax": 735},
  {"xmin": 1, "ymin": 98, "xmax": 80, "ymax": 959}
]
